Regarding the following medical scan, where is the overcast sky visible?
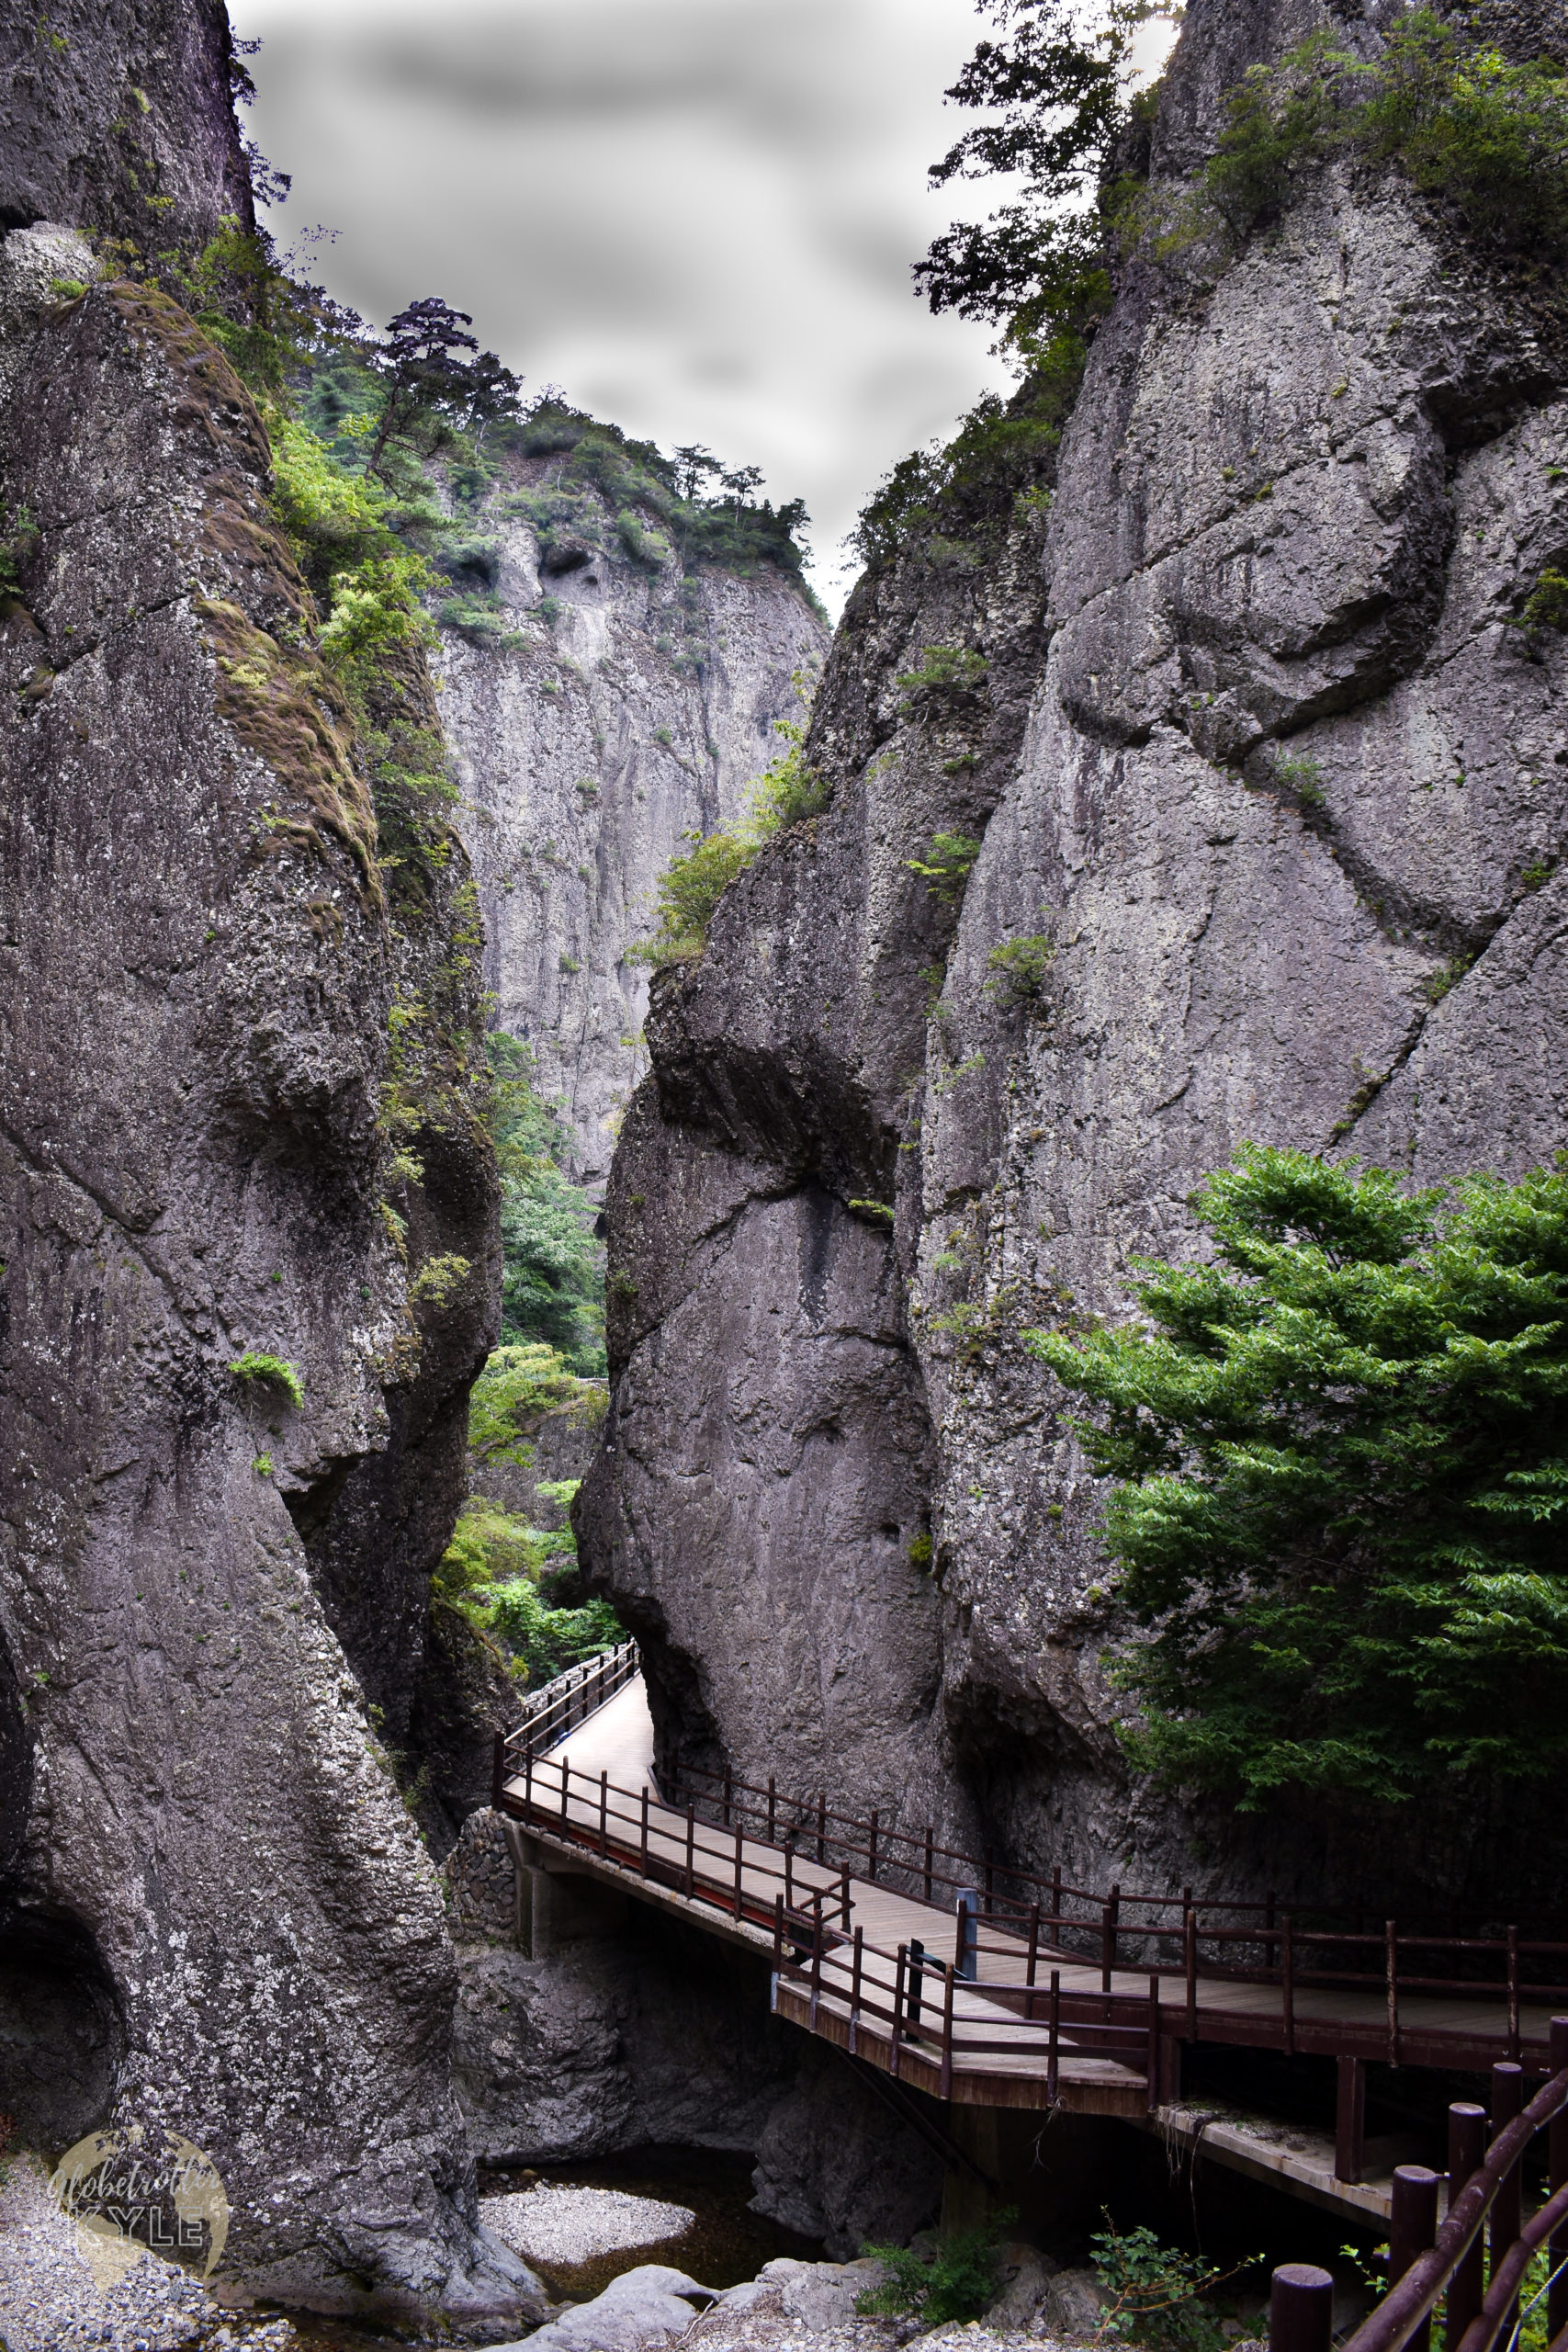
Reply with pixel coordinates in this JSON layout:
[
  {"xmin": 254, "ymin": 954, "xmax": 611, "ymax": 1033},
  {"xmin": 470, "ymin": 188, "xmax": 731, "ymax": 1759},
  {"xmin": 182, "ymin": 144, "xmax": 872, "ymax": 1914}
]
[{"xmin": 231, "ymin": 0, "xmax": 1031, "ymax": 604}]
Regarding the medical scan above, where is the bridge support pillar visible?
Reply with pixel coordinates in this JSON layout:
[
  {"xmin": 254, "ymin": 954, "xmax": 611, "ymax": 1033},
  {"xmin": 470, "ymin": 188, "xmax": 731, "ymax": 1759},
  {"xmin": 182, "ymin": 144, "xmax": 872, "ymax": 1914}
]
[
  {"xmin": 1334, "ymin": 2057, "xmax": 1366, "ymax": 2185},
  {"xmin": 940, "ymin": 2108, "xmax": 1005, "ymax": 2236},
  {"xmin": 501, "ymin": 1822, "xmax": 628, "ymax": 1956},
  {"xmin": 938, "ymin": 2107, "xmax": 1118, "ymax": 2243}
]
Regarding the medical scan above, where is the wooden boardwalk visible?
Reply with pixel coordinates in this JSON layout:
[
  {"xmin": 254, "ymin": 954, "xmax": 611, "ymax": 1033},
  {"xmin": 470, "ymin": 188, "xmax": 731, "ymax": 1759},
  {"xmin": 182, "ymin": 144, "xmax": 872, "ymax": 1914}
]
[{"xmin": 498, "ymin": 1676, "xmax": 1560, "ymax": 2135}]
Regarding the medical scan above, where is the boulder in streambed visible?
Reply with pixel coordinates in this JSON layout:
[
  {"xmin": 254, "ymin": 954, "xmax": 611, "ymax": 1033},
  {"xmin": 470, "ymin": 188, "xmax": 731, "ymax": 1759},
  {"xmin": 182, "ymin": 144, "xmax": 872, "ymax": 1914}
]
[{"xmin": 489, "ymin": 2262, "xmax": 721, "ymax": 2352}]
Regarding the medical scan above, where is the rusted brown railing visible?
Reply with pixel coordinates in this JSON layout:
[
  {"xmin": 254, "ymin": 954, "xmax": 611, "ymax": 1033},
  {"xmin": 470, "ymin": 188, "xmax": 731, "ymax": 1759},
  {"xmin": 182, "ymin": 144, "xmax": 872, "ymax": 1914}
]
[
  {"xmin": 1269, "ymin": 2021, "xmax": 1568, "ymax": 2352},
  {"xmin": 494, "ymin": 1741, "xmax": 834, "ymax": 1949},
  {"xmin": 493, "ymin": 1667, "xmax": 1564, "ymax": 2085},
  {"xmin": 666, "ymin": 1756, "xmax": 1568, "ymax": 2056},
  {"xmin": 494, "ymin": 1638, "xmax": 639, "ymax": 1786},
  {"xmin": 769, "ymin": 1915, "xmax": 1162, "ymax": 2104}
]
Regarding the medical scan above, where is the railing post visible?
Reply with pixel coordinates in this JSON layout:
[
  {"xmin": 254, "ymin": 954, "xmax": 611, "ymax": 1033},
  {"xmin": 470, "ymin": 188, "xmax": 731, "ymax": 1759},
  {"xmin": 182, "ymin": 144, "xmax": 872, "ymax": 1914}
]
[
  {"xmin": 1269, "ymin": 2265, "xmax": 1332, "ymax": 2352},
  {"xmin": 1491, "ymin": 2059, "xmax": 1525, "ymax": 2338},
  {"xmin": 734, "ymin": 1822, "xmax": 744, "ymax": 1921},
  {"xmin": 810, "ymin": 1906, "xmax": 822, "ymax": 2024},
  {"xmin": 784, "ymin": 1838, "xmax": 794, "ymax": 1916},
  {"xmin": 1389, "ymin": 2165, "xmax": 1440, "ymax": 2352},
  {"xmin": 1445, "ymin": 2101, "xmax": 1487, "ymax": 2352},
  {"xmin": 1047, "ymin": 1968, "xmax": 1060, "ymax": 2106},
  {"xmin": 1026, "ymin": 1902, "xmax": 1040, "ymax": 2013},
  {"xmin": 850, "ymin": 1926, "xmax": 863, "ymax": 2053},
  {"xmin": 1146, "ymin": 1974, "xmax": 1160, "ymax": 2114},
  {"xmin": 525, "ymin": 1746, "xmax": 534, "ymax": 1815},
  {"xmin": 1282, "ymin": 1914, "xmax": 1295, "ymax": 2056},
  {"xmin": 491, "ymin": 1730, "xmax": 504, "ymax": 1812},
  {"xmin": 767, "ymin": 1776, "xmax": 776, "ymax": 1844},
  {"xmin": 1387, "ymin": 1919, "xmax": 1401, "ymax": 2066},
  {"xmin": 817, "ymin": 1791, "xmax": 826, "ymax": 1866},
  {"xmin": 891, "ymin": 1946, "xmax": 907, "ymax": 2079},
  {"xmin": 955, "ymin": 1889, "xmax": 977, "ymax": 1981},
  {"xmin": 1335, "ymin": 2056, "xmax": 1366, "ymax": 2185},
  {"xmin": 1551, "ymin": 2018, "xmax": 1568, "ymax": 2344},
  {"xmin": 940, "ymin": 1957, "xmax": 956, "ymax": 2101},
  {"xmin": 1185, "ymin": 1905, "xmax": 1197, "ymax": 2041},
  {"xmin": 869, "ymin": 1809, "xmax": 878, "ymax": 1883},
  {"xmin": 924, "ymin": 1826, "xmax": 933, "ymax": 1904},
  {"xmin": 773, "ymin": 1891, "xmax": 784, "ymax": 1971},
  {"xmin": 640, "ymin": 1784, "xmax": 649, "ymax": 1877},
  {"xmin": 840, "ymin": 1866, "xmax": 851, "ymax": 1930},
  {"xmin": 1102, "ymin": 1882, "xmax": 1121, "ymax": 1993},
  {"xmin": 560, "ymin": 1756, "xmax": 570, "ymax": 1833},
  {"xmin": 685, "ymin": 1802, "xmax": 695, "ymax": 1899},
  {"xmin": 908, "ymin": 1939, "xmax": 925, "ymax": 2032},
  {"xmin": 1506, "ymin": 1926, "xmax": 1519, "ymax": 2062}
]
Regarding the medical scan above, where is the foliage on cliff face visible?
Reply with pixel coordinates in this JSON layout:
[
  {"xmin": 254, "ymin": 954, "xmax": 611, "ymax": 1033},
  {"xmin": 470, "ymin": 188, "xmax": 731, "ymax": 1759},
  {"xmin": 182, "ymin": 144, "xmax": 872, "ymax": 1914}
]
[
  {"xmin": 485, "ymin": 1033, "xmax": 606, "ymax": 1374},
  {"xmin": 1184, "ymin": 13, "xmax": 1568, "ymax": 255},
  {"xmin": 923, "ymin": 0, "xmax": 1568, "ymax": 353},
  {"xmin": 1029, "ymin": 1148, "xmax": 1568, "ymax": 1805},
  {"xmin": 435, "ymin": 1496, "xmax": 620, "ymax": 1684},
  {"xmin": 915, "ymin": 0, "xmax": 1134, "ymax": 354},
  {"xmin": 633, "ymin": 695, "xmax": 827, "ymax": 968},
  {"xmin": 505, "ymin": 402, "xmax": 817, "ymax": 594}
]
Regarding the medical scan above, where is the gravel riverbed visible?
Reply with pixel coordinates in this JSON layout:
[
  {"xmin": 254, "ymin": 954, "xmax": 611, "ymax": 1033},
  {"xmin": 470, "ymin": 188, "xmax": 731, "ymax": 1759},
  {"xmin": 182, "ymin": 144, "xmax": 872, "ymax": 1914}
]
[
  {"xmin": 483, "ymin": 2189, "xmax": 698, "ymax": 2269},
  {"xmin": 0, "ymin": 2152, "xmax": 296, "ymax": 2352}
]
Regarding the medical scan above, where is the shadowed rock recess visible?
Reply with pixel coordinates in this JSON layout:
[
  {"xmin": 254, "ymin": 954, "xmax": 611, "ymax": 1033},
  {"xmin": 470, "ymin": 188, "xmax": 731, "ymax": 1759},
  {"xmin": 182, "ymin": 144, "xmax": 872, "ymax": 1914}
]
[
  {"xmin": 0, "ymin": 11, "xmax": 534, "ymax": 2328},
  {"xmin": 581, "ymin": 0, "xmax": 1568, "ymax": 1919}
]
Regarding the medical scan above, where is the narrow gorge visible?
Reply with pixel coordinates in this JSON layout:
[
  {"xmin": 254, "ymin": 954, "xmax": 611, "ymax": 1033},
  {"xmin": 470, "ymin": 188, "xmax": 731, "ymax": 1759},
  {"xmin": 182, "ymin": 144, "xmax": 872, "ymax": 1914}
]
[{"xmin": 2, "ymin": 0, "xmax": 1566, "ymax": 2343}]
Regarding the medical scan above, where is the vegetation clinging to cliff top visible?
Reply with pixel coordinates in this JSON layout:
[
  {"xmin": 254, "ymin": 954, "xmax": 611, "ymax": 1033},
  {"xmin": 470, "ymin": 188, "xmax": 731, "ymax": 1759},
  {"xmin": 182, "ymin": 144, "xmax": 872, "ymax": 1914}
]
[
  {"xmin": 1190, "ymin": 13, "xmax": 1568, "ymax": 256},
  {"xmin": 631, "ymin": 692, "xmax": 828, "ymax": 969},
  {"xmin": 1030, "ymin": 1146, "xmax": 1568, "ymax": 1806}
]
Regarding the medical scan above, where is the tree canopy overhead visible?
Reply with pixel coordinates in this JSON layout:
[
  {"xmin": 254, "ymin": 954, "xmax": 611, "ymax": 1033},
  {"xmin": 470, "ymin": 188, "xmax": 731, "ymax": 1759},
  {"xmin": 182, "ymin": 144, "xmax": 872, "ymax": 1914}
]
[
  {"xmin": 916, "ymin": 0, "xmax": 1149, "ymax": 356},
  {"xmin": 1028, "ymin": 1147, "xmax": 1568, "ymax": 1807}
]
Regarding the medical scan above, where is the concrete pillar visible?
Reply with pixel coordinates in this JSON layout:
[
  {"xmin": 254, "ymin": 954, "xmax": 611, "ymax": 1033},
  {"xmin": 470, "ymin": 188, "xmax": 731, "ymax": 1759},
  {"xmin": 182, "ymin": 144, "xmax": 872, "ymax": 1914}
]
[{"xmin": 502, "ymin": 1823, "xmax": 628, "ymax": 1957}]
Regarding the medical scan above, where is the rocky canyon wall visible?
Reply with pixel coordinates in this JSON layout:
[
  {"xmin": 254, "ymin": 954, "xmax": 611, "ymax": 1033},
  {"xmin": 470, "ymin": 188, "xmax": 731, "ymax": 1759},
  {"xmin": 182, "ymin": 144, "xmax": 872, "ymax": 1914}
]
[
  {"xmin": 581, "ymin": 0, "xmax": 1568, "ymax": 1921},
  {"xmin": 0, "ymin": 17, "xmax": 534, "ymax": 2326},
  {"xmin": 440, "ymin": 475, "xmax": 827, "ymax": 1187}
]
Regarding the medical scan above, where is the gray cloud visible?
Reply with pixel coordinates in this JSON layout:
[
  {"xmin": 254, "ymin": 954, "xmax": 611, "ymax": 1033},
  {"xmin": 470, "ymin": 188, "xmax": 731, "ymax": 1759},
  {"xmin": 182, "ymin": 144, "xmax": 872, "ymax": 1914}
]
[{"xmin": 233, "ymin": 0, "xmax": 1018, "ymax": 603}]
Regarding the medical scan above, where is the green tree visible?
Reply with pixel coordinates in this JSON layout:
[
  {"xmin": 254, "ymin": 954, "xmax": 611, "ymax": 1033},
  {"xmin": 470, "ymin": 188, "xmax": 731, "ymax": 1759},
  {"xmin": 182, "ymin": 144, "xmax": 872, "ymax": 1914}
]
[
  {"xmin": 1027, "ymin": 1147, "xmax": 1568, "ymax": 1805},
  {"xmin": 1190, "ymin": 13, "xmax": 1568, "ymax": 254},
  {"xmin": 484, "ymin": 1033, "xmax": 606, "ymax": 1375},
  {"xmin": 915, "ymin": 1, "xmax": 1142, "ymax": 356}
]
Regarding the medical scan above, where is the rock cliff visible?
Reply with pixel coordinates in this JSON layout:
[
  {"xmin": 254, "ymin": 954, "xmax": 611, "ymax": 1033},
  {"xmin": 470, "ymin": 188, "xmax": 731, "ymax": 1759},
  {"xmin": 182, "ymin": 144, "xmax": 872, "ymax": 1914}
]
[
  {"xmin": 0, "ymin": 18, "xmax": 532, "ymax": 2325},
  {"xmin": 581, "ymin": 0, "xmax": 1568, "ymax": 1918},
  {"xmin": 440, "ymin": 469, "xmax": 827, "ymax": 1186}
]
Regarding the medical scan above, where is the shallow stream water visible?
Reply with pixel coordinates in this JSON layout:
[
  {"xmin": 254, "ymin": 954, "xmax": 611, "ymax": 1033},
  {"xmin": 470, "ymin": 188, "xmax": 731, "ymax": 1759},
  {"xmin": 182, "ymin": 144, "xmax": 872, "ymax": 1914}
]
[{"xmin": 280, "ymin": 2143, "xmax": 818, "ymax": 2350}]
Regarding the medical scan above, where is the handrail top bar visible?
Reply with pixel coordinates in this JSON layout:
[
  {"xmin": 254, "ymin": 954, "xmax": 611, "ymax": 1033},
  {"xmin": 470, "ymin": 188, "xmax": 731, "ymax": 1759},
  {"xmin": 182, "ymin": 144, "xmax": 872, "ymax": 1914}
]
[
  {"xmin": 1338, "ymin": 2061, "xmax": 1568, "ymax": 2352},
  {"xmin": 505, "ymin": 1674, "xmax": 1568, "ymax": 1956}
]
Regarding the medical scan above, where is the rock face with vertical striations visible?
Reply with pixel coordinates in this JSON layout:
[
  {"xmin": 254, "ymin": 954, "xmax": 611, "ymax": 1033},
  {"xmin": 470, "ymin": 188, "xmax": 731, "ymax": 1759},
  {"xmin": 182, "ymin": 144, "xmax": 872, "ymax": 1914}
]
[
  {"xmin": 439, "ymin": 473, "xmax": 828, "ymax": 1185},
  {"xmin": 0, "ymin": 21, "xmax": 536, "ymax": 2324},
  {"xmin": 581, "ymin": 0, "xmax": 1568, "ymax": 1918}
]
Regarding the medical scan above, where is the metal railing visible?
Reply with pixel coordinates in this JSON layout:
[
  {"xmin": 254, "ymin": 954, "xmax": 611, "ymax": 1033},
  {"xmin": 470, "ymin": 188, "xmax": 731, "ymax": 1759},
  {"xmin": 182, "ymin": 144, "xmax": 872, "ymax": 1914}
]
[
  {"xmin": 491, "ymin": 1674, "xmax": 1562, "ymax": 2082},
  {"xmin": 493, "ymin": 1743, "xmax": 1159, "ymax": 2100},
  {"xmin": 663, "ymin": 1756, "xmax": 1568, "ymax": 2062},
  {"xmin": 494, "ymin": 1745, "xmax": 834, "ymax": 1946},
  {"xmin": 493, "ymin": 1638, "xmax": 639, "ymax": 1787},
  {"xmin": 769, "ymin": 1906, "xmax": 1161, "ymax": 2104},
  {"xmin": 1270, "ymin": 2022, "xmax": 1568, "ymax": 2352}
]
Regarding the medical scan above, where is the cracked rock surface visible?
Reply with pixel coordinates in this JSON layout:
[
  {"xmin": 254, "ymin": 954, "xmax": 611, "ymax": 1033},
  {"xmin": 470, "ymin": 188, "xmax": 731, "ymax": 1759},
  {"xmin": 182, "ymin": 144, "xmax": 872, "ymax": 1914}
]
[
  {"xmin": 581, "ymin": 0, "xmax": 1568, "ymax": 1915},
  {"xmin": 0, "ymin": 218, "xmax": 526, "ymax": 2338},
  {"xmin": 441, "ymin": 482, "xmax": 827, "ymax": 1187}
]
